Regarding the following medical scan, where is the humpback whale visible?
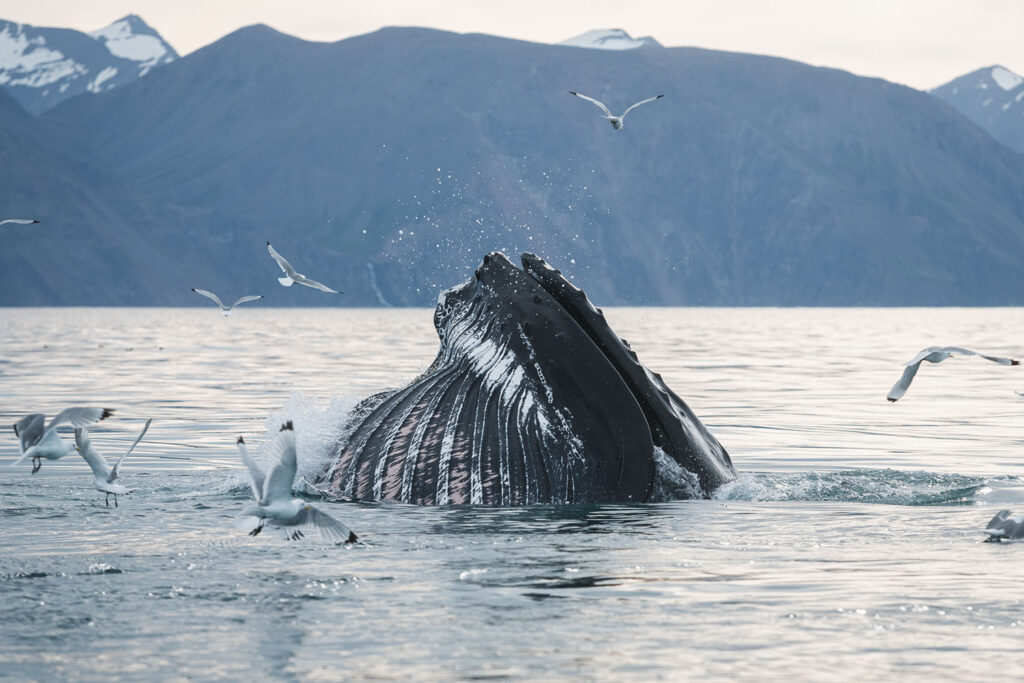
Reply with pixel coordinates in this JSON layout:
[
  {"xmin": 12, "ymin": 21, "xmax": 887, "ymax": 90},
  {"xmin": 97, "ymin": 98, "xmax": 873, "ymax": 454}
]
[{"xmin": 319, "ymin": 252, "xmax": 735, "ymax": 505}]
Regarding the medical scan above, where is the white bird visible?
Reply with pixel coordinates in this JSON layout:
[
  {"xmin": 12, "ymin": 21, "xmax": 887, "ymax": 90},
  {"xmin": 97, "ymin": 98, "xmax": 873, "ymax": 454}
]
[
  {"xmin": 266, "ymin": 242, "xmax": 341, "ymax": 294},
  {"xmin": 10, "ymin": 408, "xmax": 114, "ymax": 473},
  {"xmin": 983, "ymin": 510, "xmax": 1024, "ymax": 541},
  {"xmin": 0, "ymin": 218, "xmax": 40, "ymax": 226},
  {"xmin": 886, "ymin": 347, "xmax": 1020, "ymax": 402},
  {"xmin": 237, "ymin": 421, "xmax": 357, "ymax": 543},
  {"xmin": 569, "ymin": 91, "xmax": 664, "ymax": 129},
  {"xmin": 191, "ymin": 288, "xmax": 263, "ymax": 315},
  {"xmin": 74, "ymin": 419, "xmax": 151, "ymax": 507}
]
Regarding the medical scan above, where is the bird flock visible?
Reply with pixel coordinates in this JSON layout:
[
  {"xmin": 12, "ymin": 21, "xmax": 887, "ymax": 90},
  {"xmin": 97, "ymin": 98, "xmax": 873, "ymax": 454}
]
[
  {"xmin": 190, "ymin": 242, "xmax": 341, "ymax": 313},
  {"xmin": 8, "ymin": 407, "xmax": 355, "ymax": 543},
  {"xmin": 3, "ymin": 87, "xmax": 1023, "ymax": 543}
]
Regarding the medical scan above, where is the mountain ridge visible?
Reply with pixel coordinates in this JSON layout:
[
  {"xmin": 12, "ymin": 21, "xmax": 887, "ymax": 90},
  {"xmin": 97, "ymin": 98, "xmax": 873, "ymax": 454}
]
[{"xmin": 2, "ymin": 25, "xmax": 1022, "ymax": 306}]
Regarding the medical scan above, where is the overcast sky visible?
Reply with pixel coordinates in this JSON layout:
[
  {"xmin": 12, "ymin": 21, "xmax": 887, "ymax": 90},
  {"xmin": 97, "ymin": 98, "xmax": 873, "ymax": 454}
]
[{"xmin": 2, "ymin": 0, "xmax": 1021, "ymax": 90}]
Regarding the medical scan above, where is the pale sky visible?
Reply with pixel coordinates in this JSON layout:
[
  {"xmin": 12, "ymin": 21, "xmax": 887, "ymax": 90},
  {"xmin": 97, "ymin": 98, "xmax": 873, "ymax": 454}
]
[{"xmin": 2, "ymin": 0, "xmax": 1022, "ymax": 90}]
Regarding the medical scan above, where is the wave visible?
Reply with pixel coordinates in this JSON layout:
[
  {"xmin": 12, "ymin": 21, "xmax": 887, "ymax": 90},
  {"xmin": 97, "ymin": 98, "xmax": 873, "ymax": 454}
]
[{"xmin": 711, "ymin": 469, "xmax": 990, "ymax": 506}]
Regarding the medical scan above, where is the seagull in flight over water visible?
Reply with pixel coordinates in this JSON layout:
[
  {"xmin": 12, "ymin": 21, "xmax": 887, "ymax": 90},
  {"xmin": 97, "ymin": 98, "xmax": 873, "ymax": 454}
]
[
  {"xmin": 191, "ymin": 288, "xmax": 263, "ymax": 315},
  {"xmin": 1, "ymin": 218, "xmax": 40, "ymax": 226},
  {"xmin": 886, "ymin": 346, "xmax": 1019, "ymax": 402},
  {"xmin": 266, "ymin": 242, "xmax": 341, "ymax": 294},
  {"xmin": 237, "ymin": 421, "xmax": 357, "ymax": 543},
  {"xmin": 74, "ymin": 418, "xmax": 151, "ymax": 507},
  {"xmin": 569, "ymin": 92, "xmax": 664, "ymax": 129},
  {"xmin": 10, "ymin": 408, "xmax": 114, "ymax": 473}
]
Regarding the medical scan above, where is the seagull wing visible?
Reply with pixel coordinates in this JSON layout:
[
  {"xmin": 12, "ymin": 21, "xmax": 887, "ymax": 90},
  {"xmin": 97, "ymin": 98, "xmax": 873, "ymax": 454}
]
[
  {"xmin": 294, "ymin": 275, "xmax": 340, "ymax": 294},
  {"xmin": 110, "ymin": 418, "xmax": 151, "ymax": 481},
  {"xmin": 569, "ymin": 91, "xmax": 613, "ymax": 117},
  {"xmin": 260, "ymin": 423, "xmax": 298, "ymax": 505},
  {"xmin": 984, "ymin": 509, "xmax": 1024, "ymax": 539},
  {"xmin": 267, "ymin": 243, "xmax": 297, "ymax": 277},
  {"xmin": 978, "ymin": 353, "xmax": 1019, "ymax": 366},
  {"xmin": 13, "ymin": 414, "xmax": 45, "ymax": 453},
  {"xmin": 904, "ymin": 348, "xmax": 941, "ymax": 366},
  {"xmin": 47, "ymin": 407, "xmax": 114, "ymax": 433},
  {"xmin": 9, "ymin": 451, "xmax": 32, "ymax": 468},
  {"xmin": 931, "ymin": 347, "xmax": 1018, "ymax": 365},
  {"xmin": 191, "ymin": 288, "xmax": 226, "ymax": 310},
  {"xmin": 887, "ymin": 362, "xmax": 922, "ymax": 402},
  {"xmin": 75, "ymin": 427, "xmax": 111, "ymax": 479},
  {"xmin": 621, "ymin": 94, "xmax": 664, "ymax": 118},
  {"xmin": 292, "ymin": 505, "xmax": 358, "ymax": 544},
  {"xmin": 236, "ymin": 437, "xmax": 266, "ymax": 500},
  {"xmin": 229, "ymin": 295, "xmax": 263, "ymax": 309},
  {"xmin": 0, "ymin": 218, "xmax": 39, "ymax": 226}
]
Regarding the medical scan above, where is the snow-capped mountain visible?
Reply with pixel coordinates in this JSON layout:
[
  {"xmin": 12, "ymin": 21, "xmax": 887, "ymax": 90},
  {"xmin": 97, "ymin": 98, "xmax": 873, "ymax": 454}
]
[
  {"xmin": 931, "ymin": 65, "xmax": 1024, "ymax": 153},
  {"xmin": 0, "ymin": 14, "xmax": 176, "ymax": 114},
  {"xmin": 558, "ymin": 29, "xmax": 660, "ymax": 50}
]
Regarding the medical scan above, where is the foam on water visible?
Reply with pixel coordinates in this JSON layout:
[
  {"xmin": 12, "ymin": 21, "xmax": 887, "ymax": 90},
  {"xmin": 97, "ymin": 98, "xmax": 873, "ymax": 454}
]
[
  {"xmin": 208, "ymin": 391, "xmax": 362, "ymax": 497},
  {"xmin": 650, "ymin": 447, "xmax": 703, "ymax": 501}
]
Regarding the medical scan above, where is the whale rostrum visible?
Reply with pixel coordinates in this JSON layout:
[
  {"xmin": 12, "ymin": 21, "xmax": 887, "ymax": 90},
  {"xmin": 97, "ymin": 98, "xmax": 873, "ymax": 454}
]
[{"xmin": 319, "ymin": 252, "xmax": 735, "ymax": 504}]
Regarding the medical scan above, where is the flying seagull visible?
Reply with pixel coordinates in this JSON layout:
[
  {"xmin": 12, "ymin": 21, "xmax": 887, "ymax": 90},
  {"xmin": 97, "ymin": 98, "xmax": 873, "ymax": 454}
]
[
  {"xmin": 886, "ymin": 346, "xmax": 1020, "ymax": 402},
  {"xmin": 0, "ymin": 218, "xmax": 39, "ymax": 226},
  {"xmin": 10, "ymin": 408, "xmax": 114, "ymax": 473},
  {"xmin": 74, "ymin": 418, "xmax": 151, "ymax": 507},
  {"xmin": 236, "ymin": 421, "xmax": 357, "ymax": 543},
  {"xmin": 983, "ymin": 510, "xmax": 1024, "ymax": 542},
  {"xmin": 569, "ymin": 91, "xmax": 664, "ymax": 129},
  {"xmin": 191, "ymin": 288, "xmax": 263, "ymax": 316},
  {"xmin": 266, "ymin": 242, "xmax": 341, "ymax": 294}
]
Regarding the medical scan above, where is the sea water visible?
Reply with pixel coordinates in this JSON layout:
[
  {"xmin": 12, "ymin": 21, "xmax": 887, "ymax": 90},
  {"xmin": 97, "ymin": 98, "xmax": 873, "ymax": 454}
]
[{"xmin": 1, "ymin": 307, "xmax": 1022, "ymax": 680}]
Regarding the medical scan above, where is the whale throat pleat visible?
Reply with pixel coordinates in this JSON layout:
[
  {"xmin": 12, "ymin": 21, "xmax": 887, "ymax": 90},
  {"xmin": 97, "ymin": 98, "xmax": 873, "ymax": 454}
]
[{"xmin": 320, "ymin": 252, "xmax": 732, "ymax": 505}]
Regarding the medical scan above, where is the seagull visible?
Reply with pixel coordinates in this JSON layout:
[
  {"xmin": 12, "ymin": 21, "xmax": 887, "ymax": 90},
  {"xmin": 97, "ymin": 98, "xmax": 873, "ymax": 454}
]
[
  {"xmin": 266, "ymin": 242, "xmax": 341, "ymax": 294},
  {"xmin": 74, "ymin": 418, "xmax": 151, "ymax": 507},
  {"xmin": 886, "ymin": 347, "xmax": 1020, "ymax": 402},
  {"xmin": 191, "ymin": 288, "xmax": 263, "ymax": 316},
  {"xmin": 569, "ymin": 91, "xmax": 664, "ymax": 129},
  {"xmin": 983, "ymin": 510, "xmax": 1024, "ymax": 542},
  {"xmin": 237, "ymin": 421, "xmax": 357, "ymax": 543},
  {"xmin": 0, "ymin": 218, "xmax": 40, "ymax": 226},
  {"xmin": 10, "ymin": 408, "xmax": 114, "ymax": 473}
]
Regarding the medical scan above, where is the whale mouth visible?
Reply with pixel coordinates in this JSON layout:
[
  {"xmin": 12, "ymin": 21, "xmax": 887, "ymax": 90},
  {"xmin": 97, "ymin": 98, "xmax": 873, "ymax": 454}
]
[
  {"xmin": 518, "ymin": 252, "xmax": 734, "ymax": 491},
  {"xmin": 321, "ymin": 251, "xmax": 734, "ymax": 506}
]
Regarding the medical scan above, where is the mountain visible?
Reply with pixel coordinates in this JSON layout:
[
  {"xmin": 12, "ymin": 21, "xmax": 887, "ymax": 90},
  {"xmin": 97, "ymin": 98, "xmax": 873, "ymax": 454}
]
[
  {"xmin": 931, "ymin": 65, "xmax": 1024, "ymax": 153},
  {"xmin": 0, "ymin": 15, "xmax": 177, "ymax": 114},
  {"xmin": 0, "ymin": 85, "xmax": 264, "ymax": 305},
  {"xmin": 7, "ymin": 26, "xmax": 1024, "ymax": 306},
  {"xmin": 558, "ymin": 29, "xmax": 660, "ymax": 50}
]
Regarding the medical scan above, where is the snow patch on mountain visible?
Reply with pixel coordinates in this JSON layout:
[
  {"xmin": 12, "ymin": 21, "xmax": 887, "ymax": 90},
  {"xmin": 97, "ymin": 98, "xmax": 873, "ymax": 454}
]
[
  {"xmin": 931, "ymin": 64, "xmax": 1024, "ymax": 153},
  {"xmin": 558, "ymin": 29, "xmax": 660, "ymax": 51},
  {"xmin": 991, "ymin": 66, "xmax": 1022, "ymax": 92},
  {"xmin": 0, "ymin": 15, "xmax": 176, "ymax": 112},
  {"xmin": 90, "ymin": 16, "xmax": 173, "ymax": 75},
  {"xmin": 87, "ymin": 65, "xmax": 118, "ymax": 93},
  {"xmin": 0, "ymin": 25, "xmax": 66, "ymax": 77}
]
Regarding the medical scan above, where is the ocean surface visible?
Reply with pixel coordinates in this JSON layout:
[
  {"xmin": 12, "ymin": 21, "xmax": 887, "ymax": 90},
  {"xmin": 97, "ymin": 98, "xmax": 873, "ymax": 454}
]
[{"xmin": 1, "ymin": 307, "xmax": 1022, "ymax": 680}]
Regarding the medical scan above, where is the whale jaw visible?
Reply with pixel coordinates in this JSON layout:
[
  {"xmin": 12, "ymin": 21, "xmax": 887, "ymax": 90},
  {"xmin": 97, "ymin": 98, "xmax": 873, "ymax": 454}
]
[{"xmin": 320, "ymin": 252, "xmax": 734, "ymax": 505}]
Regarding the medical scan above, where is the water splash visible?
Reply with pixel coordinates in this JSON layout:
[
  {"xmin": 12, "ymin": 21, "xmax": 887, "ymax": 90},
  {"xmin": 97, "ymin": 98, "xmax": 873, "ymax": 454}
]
[{"xmin": 650, "ymin": 447, "xmax": 703, "ymax": 501}]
